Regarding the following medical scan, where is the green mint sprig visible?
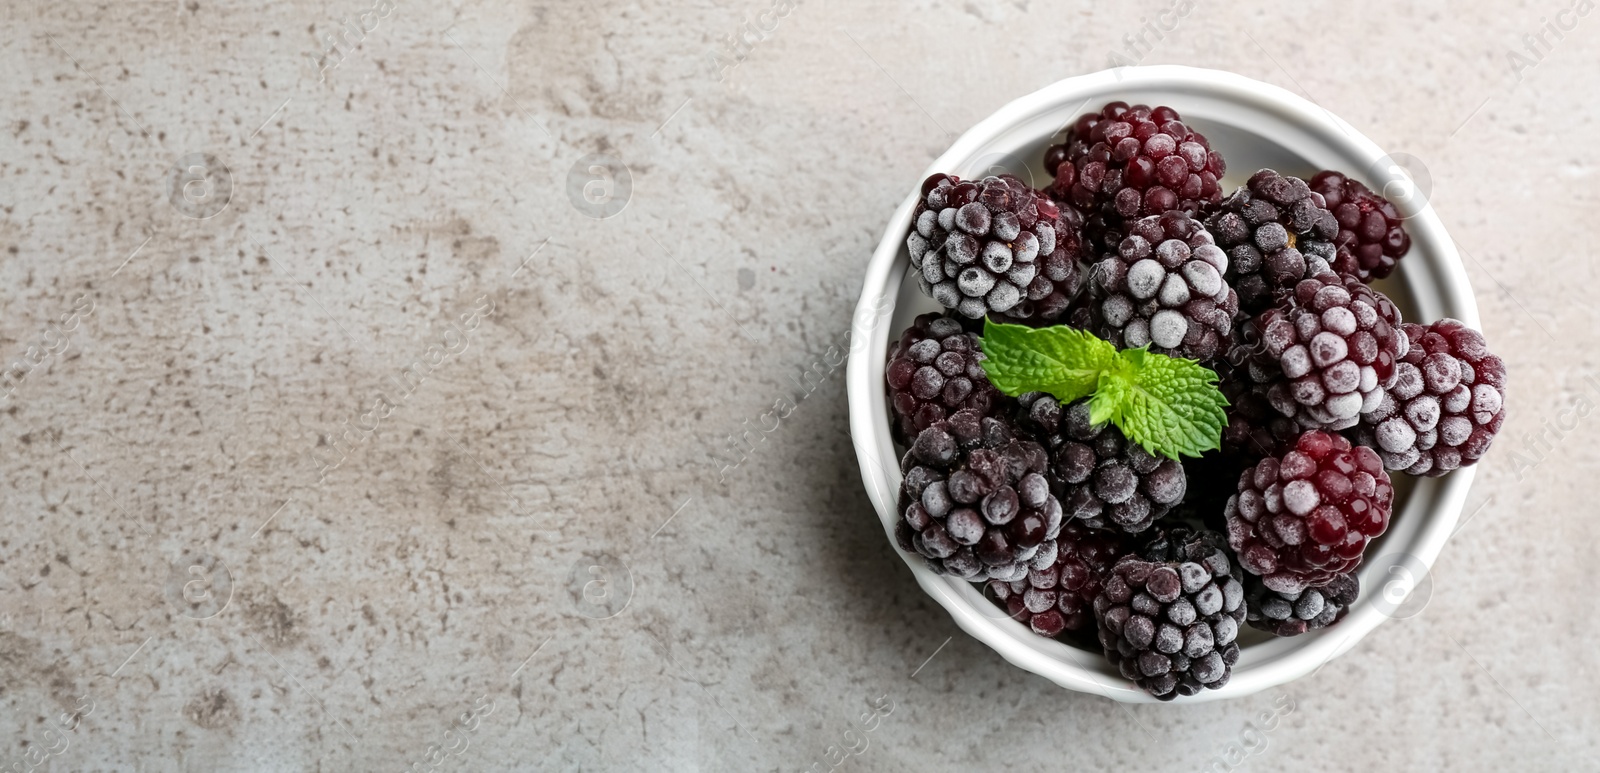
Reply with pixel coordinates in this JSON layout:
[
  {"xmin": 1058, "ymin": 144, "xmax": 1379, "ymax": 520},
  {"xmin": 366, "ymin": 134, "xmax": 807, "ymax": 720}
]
[{"xmin": 978, "ymin": 320, "xmax": 1227, "ymax": 460}]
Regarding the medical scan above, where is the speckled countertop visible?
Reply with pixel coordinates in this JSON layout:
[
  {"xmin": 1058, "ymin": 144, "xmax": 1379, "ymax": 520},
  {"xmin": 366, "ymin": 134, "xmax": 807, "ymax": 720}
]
[{"xmin": 1, "ymin": 1, "xmax": 1596, "ymax": 770}]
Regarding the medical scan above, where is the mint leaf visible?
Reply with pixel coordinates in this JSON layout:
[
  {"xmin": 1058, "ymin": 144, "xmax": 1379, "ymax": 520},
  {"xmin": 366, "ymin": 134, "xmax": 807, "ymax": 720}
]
[
  {"xmin": 1106, "ymin": 348, "xmax": 1228, "ymax": 459},
  {"xmin": 975, "ymin": 320, "xmax": 1226, "ymax": 461},
  {"xmin": 979, "ymin": 320, "xmax": 1116, "ymax": 401},
  {"xmin": 1088, "ymin": 360, "xmax": 1132, "ymax": 427}
]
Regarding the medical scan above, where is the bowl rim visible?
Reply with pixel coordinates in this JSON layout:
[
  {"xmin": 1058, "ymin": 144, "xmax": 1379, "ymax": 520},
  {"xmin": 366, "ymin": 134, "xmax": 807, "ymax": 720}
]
[{"xmin": 845, "ymin": 64, "xmax": 1479, "ymax": 703}]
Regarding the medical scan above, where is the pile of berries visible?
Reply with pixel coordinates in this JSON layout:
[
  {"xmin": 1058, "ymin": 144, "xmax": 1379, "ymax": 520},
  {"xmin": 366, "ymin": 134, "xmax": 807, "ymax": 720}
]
[{"xmin": 887, "ymin": 101, "xmax": 1508, "ymax": 700}]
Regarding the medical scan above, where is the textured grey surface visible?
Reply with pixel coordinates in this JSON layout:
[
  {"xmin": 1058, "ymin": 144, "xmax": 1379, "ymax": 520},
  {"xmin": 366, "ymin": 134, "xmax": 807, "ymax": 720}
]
[{"xmin": 0, "ymin": 1, "xmax": 1596, "ymax": 771}]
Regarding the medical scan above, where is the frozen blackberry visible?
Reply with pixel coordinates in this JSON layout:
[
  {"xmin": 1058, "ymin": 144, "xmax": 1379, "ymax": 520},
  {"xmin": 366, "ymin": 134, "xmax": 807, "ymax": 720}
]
[
  {"xmin": 1017, "ymin": 393, "xmax": 1186, "ymax": 534},
  {"xmin": 1250, "ymin": 272, "xmax": 1410, "ymax": 431},
  {"xmin": 1225, "ymin": 431, "xmax": 1394, "ymax": 593},
  {"xmin": 1309, "ymin": 170, "xmax": 1411, "ymax": 283},
  {"xmin": 1206, "ymin": 169, "xmax": 1339, "ymax": 314},
  {"xmin": 1093, "ymin": 528, "xmax": 1245, "ymax": 700},
  {"xmin": 908, "ymin": 173, "xmax": 1073, "ymax": 320},
  {"xmin": 1081, "ymin": 211, "xmax": 1239, "ymax": 361},
  {"xmin": 985, "ymin": 523, "xmax": 1127, "ymax": 637},
  {"xmin": 1044, "ymin": 102, "xmax": 1226, "ymax": 254},
  {"xmin": 895, "ymin": 412, "xmax": 1064, "ymax": 581},
  {"xmin": 1353, "ymin": 319, "xmax": 1507, "ymax": 476},
  {"xmin": 1245, "ymin": 572, "xmax": 1359, "ymax": 636},
  {"xmin": 885, "ymin": 313, "xmax": 1003, "ymax": 442}
]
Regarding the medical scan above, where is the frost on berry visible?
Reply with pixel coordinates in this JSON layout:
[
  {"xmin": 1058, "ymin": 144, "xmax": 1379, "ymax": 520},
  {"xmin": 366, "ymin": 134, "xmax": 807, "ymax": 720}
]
[
  {"xmin": 1224, "ymin": 431, "xmax": 1393, "ymax": 591},
  {"xmin": 1083, "ymin": 211, "xmax": 1238, "ymax": 361},
  {"xmin": 1207, "ymin": 169, "xmax": 1339, "ymax": 314},
  {"xmin": 985, "ymin": 524, "xmax": 1126, "ymax": 637},
  {"xmin": 1309, "ymin": 170, "xmax": 1412, "ymax": 283},
  {"xmin": 885, "ymin": 313, "xmax": 1001, "ymax": 442},
  {"xmin": 1017, "ymin": 394, "xmax": 1187, "ymax": 535},
  {"xmin": 1094, "ymin": 529, "xmax": 1245, "ymax": 699},
  {"xmin": 909, "ymin": 173, "xmax": 1084, "ymax": 323},
  {"xmin": 1354, "ymin": 319, "xmax": 1507, "ymax": 476},
  {"xmin": 897, "ymin": 416, "xmax": 1066, "ymax": 582},
  {"xmin": 1237, "ymin": 272, "xmax": 1408, "ymax": 432},
  {"xmin": 1245, "ymin": 571, "xmax": 1359, "ymax": 636},
  {"xmin": 1043, "ymin": 102, "xmax": 1225, "ymax": 255}
]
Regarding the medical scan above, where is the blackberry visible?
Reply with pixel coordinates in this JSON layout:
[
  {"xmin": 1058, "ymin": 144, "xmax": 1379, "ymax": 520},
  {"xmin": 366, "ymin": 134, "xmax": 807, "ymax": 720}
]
[
  {"xmin": 1093, "ymin": 528, "xmax": 1245, "ymax": 700},
  {"xmin": 895, "ymin": 412, "xmax": 1064, "ymax": 581},
  {"xmin": 1244, "ymin": 572, "xmax": 1359, "ymax": 637},
  {"xmin": 1250, "ymin": 272, "xmax": 1410, "ymax": 431},
  {"xmin": 1044, "ymin": 102, "xmax": 1226, "ymax": 254},
  {"xmin": 1309, "ymin": 170, "xmax": 1411, "ymax": 283},
  {"xmin": 985, "ymin": 523, "xmax": 1127, "ymax": 637},
  {"xmin": 1224, "ymin": 431, "xmax": 1394, "ymax": 593},
  {"xmin": 1206, "ymin": 169, "xmax": 1339, "ymax": 314},
  {"xmin": 885, "ymin": 312, "xmax": 1003, "ymax": 442},
  {"xmin": 1353, "ymin": 319, "xmax": 1507, "ymax": 476},
  {"xmin": 907, "ymin": 173, "xmax": 1074, "ymax": 320},
  {"xmin": 1017, "ymin": 393, "xmax": 1186, "ymax": 534},
  {"xmin": 1081, "ymin": 211, "xmax": 1239, "ymax": 361}
]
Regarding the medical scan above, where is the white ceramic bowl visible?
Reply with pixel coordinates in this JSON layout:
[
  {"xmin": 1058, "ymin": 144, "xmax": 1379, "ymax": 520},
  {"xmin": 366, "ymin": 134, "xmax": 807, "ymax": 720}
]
[{"xmin": 846, "ymin": 65, "xmax": 1478, "ymax": 703}]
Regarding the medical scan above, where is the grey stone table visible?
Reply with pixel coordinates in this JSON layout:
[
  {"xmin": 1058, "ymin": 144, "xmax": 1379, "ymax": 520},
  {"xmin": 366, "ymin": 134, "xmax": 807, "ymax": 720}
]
[{"xmin": 2, "ymin": 1, "xmax": 1595, "ymax": 770}]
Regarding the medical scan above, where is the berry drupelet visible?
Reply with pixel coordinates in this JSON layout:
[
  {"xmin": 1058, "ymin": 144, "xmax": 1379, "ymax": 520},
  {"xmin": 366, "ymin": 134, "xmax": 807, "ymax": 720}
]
[
  {"xmin": 1309, "ymin": 170, "xmax": 1411, "ymax": 283},
  {"xmin": 1206, "ymin": 169, "xmax": 1339, "ymax": 314},
  {"xmin": 1354, "ymin": 319, "xmax": 1507, "ymax": 476},
  {"xmin": 885, "ymin": 312, "xmax": 1002, "ymax": 442},
  {"xmin": 1224, "ymin": 431, "xmax": 1394, "ymax": 594},
  {"xmin": 1017, "ymin": 393, "xmax": 1187, "ymax": 535},
  {"xmin": 1081, "ymin": 211, "xmax": 1239, "ymax": 362},
  {"xmin": 908, "ymin": 173, "xmax": 1076, "ymax": 321},
  {"xmin": 1094, "ymin": 528, "xmax": 1246, "ymax": 700}
]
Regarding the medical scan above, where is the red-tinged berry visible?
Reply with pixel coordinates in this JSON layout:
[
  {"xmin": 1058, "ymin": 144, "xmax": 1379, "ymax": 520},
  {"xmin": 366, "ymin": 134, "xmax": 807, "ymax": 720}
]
[
  {"xmin": 1017, "ymin": 393, "xmax": 1187, "ymax": 535},
  {"xmin": 885, "ymin": 312, "xmax": 1002, "ymax": 443},
  {"xmin": 1044, "ymin": 102, "xmax": 1226, "ymax": 254},
  {"xmin": 908, "ymin": 173, "xmax": 1080, "ymax": 320},
  {"xmin": 895, "ymin": 412, "xmax": 1064, "ymax": 581},
  {"xmin": 1093, "ymin": 528, "xmax": 1245, "ymax": 700},
  {"xmin": 1309, "ymin": 170, "xmax": 1411, "ymax": 283},
  {"xmin": 1244, "ymin": 572, "xmax": 1359, "ymax": 636},
  {"xmin": 1353, "ymin": 319, "xmax": 1507, "ymax": 476},
  {"xmin": 1224, "ymin": 431, "xmax": 1394, "ymax": 593},
  {"xmin": 1081, "ymin": 211, "xmax": 1239, "ymax": 362},
  {"xmin": 985, "ymin": 523, "xmax": 1127, "ymax": 637},
  {"xmin": 1247, "ymin": 272, "xmax": 1410, "ymax": 431},
  {"xmin": 1206, "ymin": 169, "xmax": 1339, "ymax": 314}
]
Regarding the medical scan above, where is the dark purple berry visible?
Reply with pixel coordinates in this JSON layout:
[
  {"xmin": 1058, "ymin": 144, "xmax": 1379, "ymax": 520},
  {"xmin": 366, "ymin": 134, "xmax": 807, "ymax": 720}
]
[
  {"xmin": 886, "ymin": 312, "xmax": 1002, "ymax": 442},
  {"xmin": 1245, "ymin": 572, "xmax": 1359, "ymax": 636},
  {"xmin": 1206, "ymin": 169, "xmax": 1339, "ymax": 314},
  {"xmin": 1309, "ymin": 170, "xmax": 1411, "ymax": 283},
  {"xmin": 1094, "ymin": 528, "xmax": 1245, "ymax": 700}
]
